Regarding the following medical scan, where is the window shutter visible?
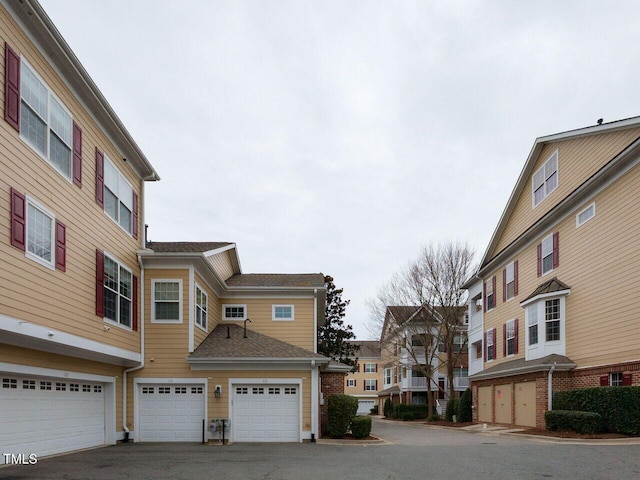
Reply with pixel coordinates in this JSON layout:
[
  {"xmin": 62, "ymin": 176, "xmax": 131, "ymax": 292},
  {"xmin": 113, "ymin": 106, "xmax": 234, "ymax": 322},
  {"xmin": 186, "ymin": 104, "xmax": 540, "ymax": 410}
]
[
  {"xmin": 514, "ymin": 319, "xmax": 519, "ymax": 354},
  {"xmin": 484, "ymin": 331, "xmax": 488, "ymax": 361},
  {"xmin": 483, "ymin": 281, "xmax": 487, "ymax": 313},
  {"xmin": 492, "ymin": 276, "xmax": 497, "ymax": 305},
  {"xmin": 492, "ymin": 328, "xmax": 497, "ymax": 359},
  {"xmin": 54, "ymin": 220, "xmax": 66, "ymax": 272},
  {"xmin": 132, "ymin": 274, "xmax": 138, "ymax": 331},
  {"xmin": 10, "ymin": 187, "xmax": 26, "ymax": 251},
  {"xmin": 599, "ymin": 375, "xmax": 609, "ymax": 387},
  {"xmin": 354, "ymin": 379, "xmax": 356, "ymax": 387},
  {"xmin": 375, "ymin": 380, "xmax": 378, "ymax": 390},
  {"xmin": 72, "ymin": 122, "xmax": 82, "ymax": 187},
  {"xmin": 503, "ymin": 323, "xmax": 507, "ymax": 357},
  {"xmin": 503, "ymin": 269, "xmax": 507, "ymax": 302},
  {"xmin": 552, "ymin": 232, "xmax": 560, "ymax": 268},
  {"xmin": 95, "ymin": 148, "xmax": 104, "ymax": 207},
  {"xmin": 622, "ymin": 373, "xmax": 632, "ymax": 386},
  {"xmin": 514, "ymin": 260, "xmax": 519, "ymax": 296},
  {"xmin": 375, "ymin": 363, "xmax": 378, "ymax": 373},
  {"xmin": 132, "ymin": 191, "xmax": 139, "ymax": 239},
  {"xmin": 537, "ymin": 243, "xmax": 542, "ymax": 276},
  {"xmin": 96, "ymin": 249, "xmax": 105, "ymax": 317},
  {"xmin": 4, "ymin": 42, "xmax": 20, "ymax": 131}
]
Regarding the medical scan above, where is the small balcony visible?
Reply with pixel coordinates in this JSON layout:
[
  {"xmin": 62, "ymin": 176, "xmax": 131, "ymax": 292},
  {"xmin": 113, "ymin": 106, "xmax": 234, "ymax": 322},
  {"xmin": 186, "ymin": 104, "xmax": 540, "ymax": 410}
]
[
  {"xmin": 453, "ymin": 376, "xmax": 469, "ymax": 389},
  {"xmin": 411, "ymin": 377, "xmax": 427, "ymax": 387}
]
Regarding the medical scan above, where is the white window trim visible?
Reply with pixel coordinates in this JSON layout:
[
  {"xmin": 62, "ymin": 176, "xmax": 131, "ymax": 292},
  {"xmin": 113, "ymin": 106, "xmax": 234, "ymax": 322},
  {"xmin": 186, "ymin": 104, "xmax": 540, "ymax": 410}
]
[
  {"xmin": 222, "ymin": 304, "xmax": 247, "ymax": 321},
  {"xmin": 103, "ymin": 252, "xmax": 133, "ymax": 331},
  {"xmin": 541, "ymin": 233, "xmax": 554, "ymax": 276},
  {"xmin": 346, "ymin": 379, "xmax": 355, "ymax": 388},
  {"xmin": 486, "ymin": 280, "xmax": 495, "ymax": 311},
  {"xmin": 195, "ymin": 284, "xmax": 207, "ymax": 332},
  {"xmin": 532, "ymin": 149, "xmax": 559, "ymax": 208},
  {"xmin": 486, "ymin": 329, "xmax": 494, "ymax": 363},
  {"xmin": 19, "ymin": 57, "xmax": 74, "ymax": 183},
  {"xmin": 364, "ymin": 379, "xmax": 377, "ymax": 391},
  {"xmin": 524, "ymin": 295, "xmax": 568, "ymax": 361},
  {"xmin": 505, "ymin": 261, "xmax": 515, "ymax": 301},
  {"xmin": 272, "ymin": 304, "xmax": 294, "ymax": 321},
  {"xmin": 364, "ymin": 363, "xmax": 376, "ymax": 373},
  {"xmin": 576, "ymin": 202, "xmax": 596, "ymax": 227},
  {"xmin": 384, "ymin": 368, "xmax": 392, "ymax": 386},
  {"xmin": 103, "ymin": 154, "xmax": 134, "ymax": 235},
  {"xmin": 505, "ymin": 319, "xmax": 516, "ymax": 357},
  {"xmin": 24, "ymin": 195, "xmax": 56, "ymax": 270},
  {"xmin": 151, "ymin": 279, "xmax": 183, "ymax": 324}
]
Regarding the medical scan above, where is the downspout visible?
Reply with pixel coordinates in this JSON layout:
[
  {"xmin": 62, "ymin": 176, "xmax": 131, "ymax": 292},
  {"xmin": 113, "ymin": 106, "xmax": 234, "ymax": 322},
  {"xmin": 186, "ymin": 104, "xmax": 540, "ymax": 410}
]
[
  {"xmin": 313, "ymin": 289, "xmax": 318, "ymax": 353},
  {"xmin": 547, "ymin": 362, "xmax": 557, "ymax": 411}
]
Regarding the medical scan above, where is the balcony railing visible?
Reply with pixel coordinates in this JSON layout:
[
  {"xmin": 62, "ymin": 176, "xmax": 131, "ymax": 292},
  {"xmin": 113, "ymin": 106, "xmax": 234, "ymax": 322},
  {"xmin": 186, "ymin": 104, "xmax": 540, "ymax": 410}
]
[
  {"xmin": 411, "ymin": 377, "xmax": 427, "ymax": 387},
  {"xmin": 454, "ymin": 377, "xmax": 469, "ymax": 388}
]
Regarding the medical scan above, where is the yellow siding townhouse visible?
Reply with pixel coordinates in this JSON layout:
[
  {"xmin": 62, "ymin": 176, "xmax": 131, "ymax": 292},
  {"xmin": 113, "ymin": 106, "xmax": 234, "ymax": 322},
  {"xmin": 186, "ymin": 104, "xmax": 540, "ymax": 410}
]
[{"xmin": 344, "ymin": 340, "xmax": 382, "ymax": 414}]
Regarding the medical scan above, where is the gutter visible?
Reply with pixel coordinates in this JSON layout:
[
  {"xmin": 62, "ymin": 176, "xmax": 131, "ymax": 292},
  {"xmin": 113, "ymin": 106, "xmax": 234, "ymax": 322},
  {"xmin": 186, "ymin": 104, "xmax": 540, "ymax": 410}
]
[{"xmin": 469, "ymin": 362, "xmax": 575, "ymax": 381}]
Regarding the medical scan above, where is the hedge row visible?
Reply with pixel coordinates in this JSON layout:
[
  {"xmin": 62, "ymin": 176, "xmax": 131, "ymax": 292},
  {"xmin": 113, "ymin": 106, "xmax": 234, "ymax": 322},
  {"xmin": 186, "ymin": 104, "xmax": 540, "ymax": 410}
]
[
  {"xmin": 393, "ymin": 403, "xmax": 429, "ymax": 419},
  {"xmin": 327, "ymin": 394, "xmax": 358, "ymax": 436},
  {"xmin": 552, "ymin": 386, "xmax": 640, "ymax": 435},
  {"xmin": 351, "ymin": 416, "xmax": 372, "ymax": 438},
  {"xmin": 545, "ymin": 410, "xmax": 604, "ymax": 434}
]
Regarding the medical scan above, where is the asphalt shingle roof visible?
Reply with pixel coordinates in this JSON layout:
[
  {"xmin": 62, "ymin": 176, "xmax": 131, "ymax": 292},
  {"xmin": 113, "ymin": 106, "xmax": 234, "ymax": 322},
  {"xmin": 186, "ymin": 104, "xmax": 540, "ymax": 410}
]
[
  {"xmin": 470, "ymin": 353, "xmax": 575, "ymax": 381},
  {"xmin": 225, "ymin": 273, "xmax": 324, "ymax": 288},
  {"xmin": 348, "ymin": 340, "xmax": 381, "ymax": 358},
  {"xmin": 522, "ymin": 277, "xmax": 571, "ymax": 303},
  {"xmin": 146, "ymin": 241, "xmax": 232, "ymax": 253}
]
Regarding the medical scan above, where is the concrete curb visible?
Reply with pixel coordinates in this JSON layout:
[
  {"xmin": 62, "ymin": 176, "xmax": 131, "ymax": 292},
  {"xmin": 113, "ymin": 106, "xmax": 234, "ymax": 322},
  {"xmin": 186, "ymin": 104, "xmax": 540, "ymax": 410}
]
[{"xmin": 317, "ymin": 435, "xmax": 394, "ymax": 446}]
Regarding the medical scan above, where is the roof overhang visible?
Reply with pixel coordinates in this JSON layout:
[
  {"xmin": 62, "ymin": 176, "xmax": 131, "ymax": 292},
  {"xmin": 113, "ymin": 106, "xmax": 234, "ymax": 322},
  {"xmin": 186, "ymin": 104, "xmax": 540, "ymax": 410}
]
[
  {"xmin": 470, "ymin": 358, "xmax": 575, "ymax": 382},
  {"xmin": 520, "ymin": 289, "xmax": 571, "ymax": 308},
  {"xmin": 188, "ymin": 357, "xmax": 329, "ymax": 371}
]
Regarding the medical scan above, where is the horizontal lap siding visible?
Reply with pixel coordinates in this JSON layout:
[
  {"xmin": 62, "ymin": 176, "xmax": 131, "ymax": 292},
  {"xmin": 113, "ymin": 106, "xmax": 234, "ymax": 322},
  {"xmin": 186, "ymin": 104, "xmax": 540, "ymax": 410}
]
[
  {"xmin": 207, "ymin": 251, "xmax": 234, "ymax": 280},
  {"xmin": 494, "ymin": 129, "xmax": 640, "ymax": 254},
  {"xmin": 193, "ymin": 272, "xmax": 220, "ymax": 348},
  {"xmin": 0, "ymin": 8, "xmax": 143, "ymax": 352},
  {"xmin": 221, "ymin": 297, "xmax": 315, "ymax": 351}
]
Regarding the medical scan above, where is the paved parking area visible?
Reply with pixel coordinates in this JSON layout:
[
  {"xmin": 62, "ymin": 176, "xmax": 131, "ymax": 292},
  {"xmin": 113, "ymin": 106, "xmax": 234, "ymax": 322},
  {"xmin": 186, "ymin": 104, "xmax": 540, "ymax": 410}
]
[{"xmin": 2, "ymin": 419, "xmax": 639, "ymax": 480}]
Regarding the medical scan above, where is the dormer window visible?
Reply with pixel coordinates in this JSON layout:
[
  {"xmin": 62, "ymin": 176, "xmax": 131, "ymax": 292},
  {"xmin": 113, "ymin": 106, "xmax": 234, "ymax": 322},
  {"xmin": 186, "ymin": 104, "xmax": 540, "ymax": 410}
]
[{"xmin": 533, "ymin": 150, "xmax": 558, "ymax": 207}]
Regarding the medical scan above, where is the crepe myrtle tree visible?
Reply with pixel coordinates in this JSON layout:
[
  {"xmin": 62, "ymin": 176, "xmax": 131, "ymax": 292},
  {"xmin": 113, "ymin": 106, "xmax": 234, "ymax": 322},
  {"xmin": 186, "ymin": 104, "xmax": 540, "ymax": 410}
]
[
  {"xmin": 368, "ymin": 242, "xmax": 474, "ymax": 407},
  {"xmin": 318, "ymin": 275, "xmax": 359, "ymax": 368}
]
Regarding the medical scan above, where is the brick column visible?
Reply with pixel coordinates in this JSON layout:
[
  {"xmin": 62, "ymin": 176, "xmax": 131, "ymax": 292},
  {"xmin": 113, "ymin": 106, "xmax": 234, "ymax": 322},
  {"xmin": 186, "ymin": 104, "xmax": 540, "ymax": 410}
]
[{"xmin": 319, "ymin": 371, "xmax": 345, "ymax": 435}]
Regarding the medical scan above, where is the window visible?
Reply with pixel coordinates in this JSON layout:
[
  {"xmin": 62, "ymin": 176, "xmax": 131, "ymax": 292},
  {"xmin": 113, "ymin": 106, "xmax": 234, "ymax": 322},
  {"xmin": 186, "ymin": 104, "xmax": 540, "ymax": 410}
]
[
  {"xmin": 486, "ymin": 329, "xmax": 495, "ymax": 361},
  {"xmin": 533, "ymin": 150, "xmax": 558, "ymax": 206},
  {"xmin": 347, "ymin": 379, "xmax": 355, "ymax": 388},
  {"xmin": 384, "ymin": 368, "xmax": 392, "ymax": 385},
  {"xmin": 541, "ymin": 235, "xmax": 554, "ymax": 275},
  {"xmin": 223, "ymin": 304, "xmax": 247, "ymax": 321},
  {"xmin": 104, "ymin": 255, "xmax": 132, "ymax": 328},
  {"xmin": 411, "ymin": 335, "xmax": 425, "ymax": 347},
  {"xmin": 505, "ymin": 320, "xmax": 516, "ymax": 356},
  {"xmin": 364, "ymin": 380, "xmax": 377, "ymax": 391},
  {"xmin": 26, "ymin": 197, "xmax": 55, "ymax": 268},
  {"xmin": 195, "ymin": 285, "xmax": 207, "ymax": 330},
  {"xmin": 545, "ymin": 299, "xmax": 560, "ymax": 341},
  {"xmin": 272, "ymin": 305, "xmax": 294, "ymax": 321},
  {"xmin": 454, "ymin": 367, "xmax": 468, "ymax": 379},
  {"xmin": 364, "ymin": 363, "xmax": 376, "ymax": 373},
  {"xmin": 528, "ymin": 304, "xmax": 538, "ymax": 345},
  {"xmin": 453, "ymin": 334, "xmax": 466, "ymax": 353},
  {"xmin": 576, "ymin": 202, "xmax": 596, "ymax": 227},
  {"xmin": 610, "ymin": 372, "xmax": 623, "ymax": 387},
  {"xmin": 473, "ymin": 340, "xmax": 483, "ymax": 359},
  {"xmin": 103, "ymin": 155, "xmax": 134, "ymax": 233},
  {"xmin": 20, "ymin": 59, "xmax": 73, "ymax": 180},
  {"xmin": 485, "ymin": 276, "xmax": 496, "ymax": 311},
  {"xmin": 504, "ymin": 261, "xmax": 518, "ymax": 301},
  {"xmin": 152, "ymin": 280, "xmax": 182, "ymax": 323}
]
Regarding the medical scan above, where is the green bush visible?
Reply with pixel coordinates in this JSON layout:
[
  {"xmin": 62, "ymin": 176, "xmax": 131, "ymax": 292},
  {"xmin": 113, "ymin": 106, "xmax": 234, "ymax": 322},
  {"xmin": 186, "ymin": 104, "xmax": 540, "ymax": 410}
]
[
  {"xmin": 383, "ymin": 398, "xmax": 393, "ymax": 418},
  {"xmin": 427, "ymin": 413, "xmax": 441, "ymax": 422},
  {"xmin": 445, "ymin": 398, "xmax": 459, "ymax": 422},
  {"xmin": 458, "ymin": 388, "xmax": 472, "ymax": 422},
  {"xmin": 370, "ymin": 405, "xmax": 379, "ymax": 415},
  {"xmin": 351, "ymin": 416, "xmax": 372, "ymax": 437},
  {"xmin": 545, "ymin": 410, "xmax": 604, "ymax": 434},
  {"xmin": 398, "ymin": 412, "xmax": 415, "ymax": 421},
  {"xmin": 327, "ymin": 394, "xmax": 358, "ymax": 437},
  {"xmin": 553, "ymin": 386, "xmax": 640, "ymax": 434},
  {"xmin": 393, "ymin": 403, "xmax": 429, "ymax": 419}
]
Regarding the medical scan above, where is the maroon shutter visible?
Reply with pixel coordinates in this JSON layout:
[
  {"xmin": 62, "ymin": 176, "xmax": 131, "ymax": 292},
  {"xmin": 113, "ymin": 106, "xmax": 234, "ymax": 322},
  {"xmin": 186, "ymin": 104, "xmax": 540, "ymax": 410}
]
[
  {"xmin": 514, "ymin": 260, "xmax": 519, "ymax": 296},
  {"xmin": 10, "ymin": 187, "xmax": 26, "ymax": 250},
  {"xmin": 552, "ymin": 232, "xmax": 560, "ymax": 268},
  {"xmin": 492, "ymin": 276, "xmax": 497, "ymax": 307},
  {"xmin": 375, "ymin": 380, "xmax": 378, "ymax": 390},
  {"xmin": 54, "ymin": 220, "xmax": 66, "ymax": 271},
  {"xmin": 483, "ymin": 281, "xmax": 487, "ymax": 312},
  {"xmin": 503, "ymin": 323, "xmax": 507, "ymax": 357},
  {"xmin": 132, "ymin": 274, "xmax": 138, "ymax": 331},
  {"xmin": 537, "ymin": 243, "xmax": 542, "ymax": 276},
  {"xmin": 492, "ymin": 328, "xmax": 497, "ymax": 359},
  {"xmin": 502, "ymin": 269, "xmax": 507, "ymax": 302},
  {"xmin": 599, "ymin": 375, "xmax": 609, "ymax": 387},
  {"xmin": 354, "ymin": 379, "xmax": 356, "ymax": 387},
  {"xmin": 622, "ymin": 374, "xmax": 632, "ymax": 386},
  {"xmin": 374, "ymin": 363, "xmax": 378, "ymax": 373},
  {"xmin": 72, "ymin": 122, "xmax": 82, "ymax": 187},
  {"xmin": 96, "ymin": 249, "xmax": 105, "ymax": 317},
  {"xmin": 95, "ymin": 148, "xmax": 104, "ymax": 206},
  {"xmin": 132, "ymin": 192, "xmax": 139, "ymax": 239},
  {"xmin": 514, "ymin": 319, "xmax": 519, "ymax": 354},
  {"xmin": 4, "ymin": 42, "xmax": 20, "ymax": 131}
]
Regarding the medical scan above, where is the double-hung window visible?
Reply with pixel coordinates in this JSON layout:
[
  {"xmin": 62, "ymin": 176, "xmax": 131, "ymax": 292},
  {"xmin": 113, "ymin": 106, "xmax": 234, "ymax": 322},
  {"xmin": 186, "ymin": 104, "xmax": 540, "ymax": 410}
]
[
  {"xmin": 384, "ymin": 368, "xmax": 392, "ymax": 385},
  {"xmin": 195, "ymin": 285, "xmax": 207, "ymax": 330},
  {"xmin": 347, "ymin": 379, "xmax": 355, "ymax": 388},
  {"xmin": 545, "ymin": 299, "xmax": 560, "ymax": 341},
  {"xmin": 152, "ymin": 280, "xmax": 182, "ymax": 323},
  {"xmin": 504, "ymin": 261, "xmax": 518, "ymax": 300},
  {"xmin": 527, "ymin": 304, "xmax": 538, "ymax": 345},
  {"xmin": 364, "ymin": 379, "xmax": 377, "ymax": 391},
  {"xmin": 25, "ymin": 197, "xmax": 55, "ymax": 269},
  {"xmin": 103, "ymin": 156, "xmax": 134, "ymax": 233},
  {"xmin": 364, "ymin": 363, "xmax": 376, "ymax": 373},
  {"xmin": 485, "ymin": 277, "xmax": 495, "ymax": 311},
  {"xmin": 541, "ymin": 235, "xmax": 554, "ymax": 275},
  {"xmin": 486, "ymin": 329, "xmax": 495, "ymax": 361},
  {"xmin": 533, "ymin": 150, "xmax": 558, "ymax": 206},
  {"xmin": 505, "ymin": 320, "xmax": 516, "ymax": 356},
  {"xmin": 104, "ymin": 255, "xmax": 132, "ymax": 328}
]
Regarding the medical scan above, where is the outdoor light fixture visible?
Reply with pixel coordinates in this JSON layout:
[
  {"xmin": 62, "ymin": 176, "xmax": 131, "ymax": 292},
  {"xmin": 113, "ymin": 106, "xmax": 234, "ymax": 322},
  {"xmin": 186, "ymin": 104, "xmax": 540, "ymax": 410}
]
[{"xmin": 214, "ymin": 385, "xmax": 222, "ymax": 398}]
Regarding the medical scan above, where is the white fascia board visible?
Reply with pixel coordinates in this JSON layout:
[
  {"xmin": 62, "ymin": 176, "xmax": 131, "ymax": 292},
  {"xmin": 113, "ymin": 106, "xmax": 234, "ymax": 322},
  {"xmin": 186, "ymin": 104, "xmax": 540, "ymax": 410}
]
[
  {"xmin": 0, "ymin": 361, "xmax": 116, "ymax": 383},
  {"xmin": 202, "ymin": 243, "xmax": 236, "ymax": 257},
  {"xmin": 0, "ymin": 314, "xmax": 140, "ymax": 366}
]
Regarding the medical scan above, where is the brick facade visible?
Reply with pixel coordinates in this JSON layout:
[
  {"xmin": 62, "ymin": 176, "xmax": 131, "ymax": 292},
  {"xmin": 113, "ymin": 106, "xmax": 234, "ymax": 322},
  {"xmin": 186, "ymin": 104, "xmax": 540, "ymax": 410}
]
[{"xmin": 319, "ymin": 371, "xmax": 345, "ymax": 435}]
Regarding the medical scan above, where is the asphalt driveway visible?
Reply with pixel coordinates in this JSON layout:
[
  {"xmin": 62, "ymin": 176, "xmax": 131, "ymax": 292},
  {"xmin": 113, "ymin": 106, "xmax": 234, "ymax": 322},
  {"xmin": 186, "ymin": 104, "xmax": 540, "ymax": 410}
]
[{"xmin": 2, "ymin": 419, "xmax": 639, "ymax": 480}]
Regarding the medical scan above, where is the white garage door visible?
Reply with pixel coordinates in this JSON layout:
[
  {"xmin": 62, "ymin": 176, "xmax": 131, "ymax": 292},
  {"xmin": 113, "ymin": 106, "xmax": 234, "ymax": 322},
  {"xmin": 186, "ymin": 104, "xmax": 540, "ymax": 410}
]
[
  {"xmin": 233, "ymin": 384, "xmax": 300, "ymax": 442},
  {"xmin": 1, "ymin": 375, "xmax": 105, "ymax": 464},
  {"xmin": 357, "ymin": 399, "xmax": 375, "ymax": 415},
  {"xmin": 139, "ymin": 384, "xmax": 205, "ymax": 442}
]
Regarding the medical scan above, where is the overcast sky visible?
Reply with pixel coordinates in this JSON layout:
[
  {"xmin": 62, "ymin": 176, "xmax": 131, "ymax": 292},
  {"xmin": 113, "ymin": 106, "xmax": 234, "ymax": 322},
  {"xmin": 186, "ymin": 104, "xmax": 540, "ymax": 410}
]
[{"xmin": 41, "ymin": 0, "xmax": 640, "ymax": 339}]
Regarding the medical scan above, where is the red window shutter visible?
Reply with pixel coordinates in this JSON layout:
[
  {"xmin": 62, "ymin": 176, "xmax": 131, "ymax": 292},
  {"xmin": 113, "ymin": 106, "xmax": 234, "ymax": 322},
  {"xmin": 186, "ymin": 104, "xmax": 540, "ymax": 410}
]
[
  {"xmin": 132, "ymin": 192, "xmax": 139, "ymax": 239},
  {"xmin": 503, "ymin": 323, "xmax": 507, "ymax": 357},
  {"xmin": 4, "ymin": 42, "xmax": 20, "ymax": 131},
  {"xmin": 95, "ymin": 148, "xmax": 104, "ymax": 207},
  {"xmin": 599, "ymin": 375, "xmax": 609, "ymax": 387},
  {"xmin": 514, "ymin": 319, "xmax": 519, "ymax": 354},
  {"xmin": 502, "ymin": 269, "xmax": 507, "ymax": 302},
  {"xmin": 72, "ymin": 122, "xmax": 82, "ymax": 187},
  {"xmin": 552, "ymin": 232, "xmax": 560, "ymax": 268},
  {"xmin": 10, "ymin": 187, "xmax": 26, "ymax": 251},
  {"xmin": 483, "ymin": 281, "xmax": 487, "ymax": 312},
  {"xmin": 483, "ymin": 331, "xmax": 488, "ymax": 361},
  {"xmin": 537, "ymin": 243, "xmax": 542, "ymax": 276},
  {"xmin": 492, "ymin": 276, "xmax": 497, "ymax": 305},
  {"xmin": 375, "ymin": 380, "xmax": 378, "ymax": 390},
  {"xmin": 514, "ymin": 260, "xmax": 519, "ymax": 296},
  {"xmin": 96, "ymin": 249, "xmax": 105, "ymax": 317},
  {"xmin": 54, "ymin": 220, "xmax": 66, "ymax": 272},
  {"xmin": 374, "ymin": 363, "xmax": 378, "ymax": 373},
  {"xmin": 354, "ymin": 379, "xmax": 356, "ymax": 387},
  {"xmin": 492, "ymin": 328, "xmax": 497, "ymax": 359},
  {"xmin": 622, "ymin": 373, "xmax": 632, "ymax": 386},
  {"xmin": 132, "ymin": 274, "xmax": 138, "ymax": 331}
]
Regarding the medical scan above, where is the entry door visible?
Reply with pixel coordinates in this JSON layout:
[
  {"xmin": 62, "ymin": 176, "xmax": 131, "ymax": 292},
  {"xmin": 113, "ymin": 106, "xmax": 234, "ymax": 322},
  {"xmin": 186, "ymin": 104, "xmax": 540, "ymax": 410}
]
[
  {"xmin": 514, "ymin": 382, "xmax": 536, "ymax": 427},
  {"xmin": 494, "ymin": 384, "xmax": 512, "ymax": 424},
  {"xmin": 477, "ymin": 386, "xmax": 493, "ymax": 423}
]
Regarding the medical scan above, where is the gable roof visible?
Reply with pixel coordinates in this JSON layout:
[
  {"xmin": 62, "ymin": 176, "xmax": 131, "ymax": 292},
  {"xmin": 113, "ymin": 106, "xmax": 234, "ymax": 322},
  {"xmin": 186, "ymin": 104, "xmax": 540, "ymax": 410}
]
[
  {"xmin": 225, "ymin": 273, "xmax": 324, "ymax": 288},
  {"xmin": 188, "ymin": 324, "xmax": 328, "ymax": 362},
  {"xmin": 146, "ymin": 241, "xmax": 233, "ymax": 253},
  {"xmin": 480, "ymin": 116, "xmax": 640, "ymax": 270}
]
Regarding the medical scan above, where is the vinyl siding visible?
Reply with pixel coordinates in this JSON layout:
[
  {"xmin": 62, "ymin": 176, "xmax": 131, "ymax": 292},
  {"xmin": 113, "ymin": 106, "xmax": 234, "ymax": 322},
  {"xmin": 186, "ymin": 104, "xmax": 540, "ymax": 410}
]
[
  {"xmin": 494, "ymin": 128, "xmax": 640, "ymax": 255},
  {"xmin": 207, "ymin": 251, "xmax": 235, "ymax": 280},
  {"xmin": 193, "ymin": 272, "xmax": 220, "ymax": 348},
  {"xmin": 345, "ymin": 359, "xmax": 382, "ymax": 394},
  {"xmin": 0, "ymin": 6, "xmax": 143, "ymax": 352}
]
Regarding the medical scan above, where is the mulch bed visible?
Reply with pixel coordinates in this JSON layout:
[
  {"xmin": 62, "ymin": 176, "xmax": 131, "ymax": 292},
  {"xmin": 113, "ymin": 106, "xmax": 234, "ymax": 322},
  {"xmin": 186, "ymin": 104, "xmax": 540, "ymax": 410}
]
[
  {"xmin": 514, "ymin": 428, "xmax": 632, "ymax": 439},
  {"xmin": 424, "ymin": 420, "xmax": 475, "ymax": 428},
  {"xmin": 323, "ymin": 434, "xmax": 378, "ymax": 440}
]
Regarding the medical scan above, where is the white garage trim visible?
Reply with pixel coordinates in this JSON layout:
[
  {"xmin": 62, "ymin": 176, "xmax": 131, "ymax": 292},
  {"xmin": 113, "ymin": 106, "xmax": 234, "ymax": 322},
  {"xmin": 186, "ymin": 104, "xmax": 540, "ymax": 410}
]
[
  {"xmin": 229, "ymin": 378, "xmax": 303, "ymax": 442},
  {"xmin": 133, "ymin": 378, "xmax": 208, "ymax": 442}
]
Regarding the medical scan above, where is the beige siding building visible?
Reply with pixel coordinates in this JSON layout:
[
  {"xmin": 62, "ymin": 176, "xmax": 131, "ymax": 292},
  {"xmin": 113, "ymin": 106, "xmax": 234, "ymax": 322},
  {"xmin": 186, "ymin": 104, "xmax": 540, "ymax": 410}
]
[
  {"xmin": 466, "ymin": 117, "xmax": 640, "ymax": 428},
  {"xmin": 344, "ymin": 340, "xmax": 382, "ymax": 414}
]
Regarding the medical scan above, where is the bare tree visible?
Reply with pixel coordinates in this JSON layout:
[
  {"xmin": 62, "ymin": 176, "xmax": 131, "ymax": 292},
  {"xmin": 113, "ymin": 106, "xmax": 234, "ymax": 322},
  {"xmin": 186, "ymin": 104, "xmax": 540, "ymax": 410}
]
[{"xmin": 368, "ymin": 242, "xmax": 475, "ymax": 412}]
